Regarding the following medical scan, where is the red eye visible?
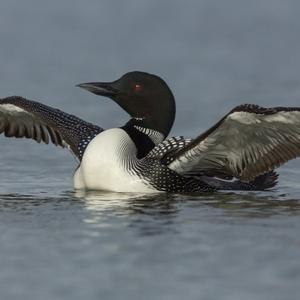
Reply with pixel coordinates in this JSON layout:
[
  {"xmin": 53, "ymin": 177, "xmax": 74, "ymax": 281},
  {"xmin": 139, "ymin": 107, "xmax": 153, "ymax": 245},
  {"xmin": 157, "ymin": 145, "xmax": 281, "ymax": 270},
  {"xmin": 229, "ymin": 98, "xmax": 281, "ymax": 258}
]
[{"xmin": 134, "ymin": 84, "xmax": 142, "ymax": 92}]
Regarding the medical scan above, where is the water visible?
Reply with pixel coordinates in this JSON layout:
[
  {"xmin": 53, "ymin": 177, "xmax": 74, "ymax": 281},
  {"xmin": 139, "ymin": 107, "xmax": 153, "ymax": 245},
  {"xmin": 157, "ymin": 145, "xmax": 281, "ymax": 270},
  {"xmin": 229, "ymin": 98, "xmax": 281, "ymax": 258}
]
[{"xmin": 1, "ymin": 1, "xmax": 300, "ymax": 299}]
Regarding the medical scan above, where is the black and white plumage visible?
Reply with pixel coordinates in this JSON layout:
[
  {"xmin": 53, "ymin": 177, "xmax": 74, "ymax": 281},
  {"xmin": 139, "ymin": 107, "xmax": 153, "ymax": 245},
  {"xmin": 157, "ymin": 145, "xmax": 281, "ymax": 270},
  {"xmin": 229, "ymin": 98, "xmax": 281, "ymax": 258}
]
[
  {"xmin": 0, "ymin": 96, "xmax": 103, "ymax": 160},
  {"xmin": 1, "ymin": 71, "xmax": 299, "ymax": 193},
  {"xmin": 168, "ymin": 104, "xmax": 300, "ymax": 182}
]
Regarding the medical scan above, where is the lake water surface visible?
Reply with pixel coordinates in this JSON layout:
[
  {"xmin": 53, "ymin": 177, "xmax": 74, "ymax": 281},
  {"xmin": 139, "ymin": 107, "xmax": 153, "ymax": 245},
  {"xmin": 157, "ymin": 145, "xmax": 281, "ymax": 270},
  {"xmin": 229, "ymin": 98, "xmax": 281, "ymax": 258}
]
[{"xmin": 1, "ymin": 1, "xmax": 300, "ymax": 299}]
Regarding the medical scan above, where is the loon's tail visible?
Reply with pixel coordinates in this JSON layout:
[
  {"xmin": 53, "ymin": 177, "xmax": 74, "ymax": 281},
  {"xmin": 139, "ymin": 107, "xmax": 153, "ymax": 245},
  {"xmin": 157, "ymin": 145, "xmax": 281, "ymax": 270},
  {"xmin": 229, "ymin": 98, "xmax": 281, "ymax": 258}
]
[{"xmin": 200, "ymin": 171, "xmax": 279, "ymax": 191}]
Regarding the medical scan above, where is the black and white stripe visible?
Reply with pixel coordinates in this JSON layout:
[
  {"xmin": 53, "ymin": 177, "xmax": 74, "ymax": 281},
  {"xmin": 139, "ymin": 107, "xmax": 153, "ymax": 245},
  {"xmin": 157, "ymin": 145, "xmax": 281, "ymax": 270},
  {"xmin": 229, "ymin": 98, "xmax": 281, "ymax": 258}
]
[
  {"xmin": 133, "ymin": 125, "xmax": 164, "ymax": 145},
  {"xmin": 147, "ymin": 136, "xmax": 192, "ymax": 164}
]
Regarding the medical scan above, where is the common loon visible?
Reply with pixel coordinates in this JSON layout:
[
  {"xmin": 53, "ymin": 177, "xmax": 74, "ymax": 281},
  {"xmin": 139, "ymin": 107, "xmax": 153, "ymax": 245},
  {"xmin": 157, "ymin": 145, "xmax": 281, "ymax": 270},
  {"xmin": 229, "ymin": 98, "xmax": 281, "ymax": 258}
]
[{"xmin": 2, "ymin": 71, "xmax": 300, "ymax": 193}]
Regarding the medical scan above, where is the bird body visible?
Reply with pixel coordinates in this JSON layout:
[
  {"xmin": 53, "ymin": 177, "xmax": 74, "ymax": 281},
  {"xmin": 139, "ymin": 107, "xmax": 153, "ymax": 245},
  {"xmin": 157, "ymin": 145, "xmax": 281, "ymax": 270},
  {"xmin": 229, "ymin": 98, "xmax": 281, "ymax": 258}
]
[{"xmin": 1, "ymin": 71, "xmax": 299, "ymax": 193}]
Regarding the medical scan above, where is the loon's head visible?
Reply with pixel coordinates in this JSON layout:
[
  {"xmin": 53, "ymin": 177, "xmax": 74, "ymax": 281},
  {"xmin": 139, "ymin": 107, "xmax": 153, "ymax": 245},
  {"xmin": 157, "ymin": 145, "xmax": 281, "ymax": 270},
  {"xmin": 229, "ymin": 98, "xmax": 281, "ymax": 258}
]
[{"xmin": 77, "ymin": 71, "xmax": 176, "ymax": 137}]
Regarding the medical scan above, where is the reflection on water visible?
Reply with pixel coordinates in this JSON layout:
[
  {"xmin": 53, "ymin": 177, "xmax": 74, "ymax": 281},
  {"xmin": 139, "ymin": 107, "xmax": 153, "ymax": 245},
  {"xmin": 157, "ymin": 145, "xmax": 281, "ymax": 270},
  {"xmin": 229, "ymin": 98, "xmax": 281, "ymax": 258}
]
[
  {"xmin": 1, "ymin": 189, "xmax": 300, "ymax": 218},
  {"xmin": 75, "ymin": 189, "xmax": 300, "ymax": 218}
]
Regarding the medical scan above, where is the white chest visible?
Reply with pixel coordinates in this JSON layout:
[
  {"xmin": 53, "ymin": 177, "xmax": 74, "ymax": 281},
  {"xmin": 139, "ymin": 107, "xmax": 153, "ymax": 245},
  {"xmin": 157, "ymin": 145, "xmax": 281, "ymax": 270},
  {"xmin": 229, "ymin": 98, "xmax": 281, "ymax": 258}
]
[{"xmin": 73, "ymin": 128, "xmax": 156, "ymax": 192}]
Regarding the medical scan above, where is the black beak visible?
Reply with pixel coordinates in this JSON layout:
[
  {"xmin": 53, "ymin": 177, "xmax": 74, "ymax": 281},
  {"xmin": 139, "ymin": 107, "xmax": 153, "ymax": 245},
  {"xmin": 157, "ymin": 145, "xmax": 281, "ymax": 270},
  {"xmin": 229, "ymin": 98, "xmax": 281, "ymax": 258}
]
[{"xmin": 76, "ymin": 82, "xmax": 118, "ymax": 97}]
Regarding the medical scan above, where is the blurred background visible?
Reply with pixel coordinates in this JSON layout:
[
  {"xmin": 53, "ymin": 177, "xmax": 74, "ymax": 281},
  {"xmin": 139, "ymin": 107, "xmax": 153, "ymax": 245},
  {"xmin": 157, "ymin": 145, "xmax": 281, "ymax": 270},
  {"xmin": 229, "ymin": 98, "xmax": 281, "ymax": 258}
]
[{"xmin": 1, "ymin": 1, "xmax": 300, "ymax": 300}]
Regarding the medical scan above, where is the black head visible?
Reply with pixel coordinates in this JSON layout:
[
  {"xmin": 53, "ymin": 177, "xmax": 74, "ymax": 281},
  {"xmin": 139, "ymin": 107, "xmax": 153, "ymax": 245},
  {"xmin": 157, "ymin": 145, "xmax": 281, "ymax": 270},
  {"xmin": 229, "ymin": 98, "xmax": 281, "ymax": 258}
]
[{"xmin": 77, "ymin": 71, "xmax": 176, "ymax": 137}]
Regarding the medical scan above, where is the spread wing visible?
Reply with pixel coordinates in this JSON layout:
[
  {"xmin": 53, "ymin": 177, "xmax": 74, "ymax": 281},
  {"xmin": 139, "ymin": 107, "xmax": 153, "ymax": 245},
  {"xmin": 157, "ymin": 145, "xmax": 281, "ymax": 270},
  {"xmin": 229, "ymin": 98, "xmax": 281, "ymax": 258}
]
[
  {"xmin": 0, "ymin": 96, "xmax": 103, "ymax": 160},
  {"xmin": 168, "ymin": 104, "xmax": 300, "ymax": 181}
]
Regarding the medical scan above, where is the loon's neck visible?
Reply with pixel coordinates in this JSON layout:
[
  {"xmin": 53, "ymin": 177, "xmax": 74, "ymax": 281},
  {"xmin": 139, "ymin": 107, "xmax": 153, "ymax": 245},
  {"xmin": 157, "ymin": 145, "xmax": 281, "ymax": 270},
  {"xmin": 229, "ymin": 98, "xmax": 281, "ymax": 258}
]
[
  {"xmin": 121, "ymin": 95, "xmax": 175, "ymax": 159},
  {"xmin": 121, "ymin": 119, "xmax": 164, "ymax": 159}
]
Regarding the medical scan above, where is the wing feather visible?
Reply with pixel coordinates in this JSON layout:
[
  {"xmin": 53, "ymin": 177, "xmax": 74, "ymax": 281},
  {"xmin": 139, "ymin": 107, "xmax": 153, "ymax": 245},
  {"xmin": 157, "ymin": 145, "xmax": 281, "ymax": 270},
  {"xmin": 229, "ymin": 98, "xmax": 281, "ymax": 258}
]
[
  {"xmin": 169, "ymin": 104, "xmax": 300, "ymax": 181},
  {"xmin": 0, "ymin": 96, "xmax": 103, "ymax": 159}
]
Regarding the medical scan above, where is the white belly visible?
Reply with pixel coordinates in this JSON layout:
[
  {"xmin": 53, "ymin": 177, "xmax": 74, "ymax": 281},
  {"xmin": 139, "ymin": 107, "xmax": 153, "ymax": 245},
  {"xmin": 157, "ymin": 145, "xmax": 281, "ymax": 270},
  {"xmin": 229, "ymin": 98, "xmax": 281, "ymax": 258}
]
[{"xmin": 73, "ymin": 128, "xmax": 156, "ymax": 192}]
